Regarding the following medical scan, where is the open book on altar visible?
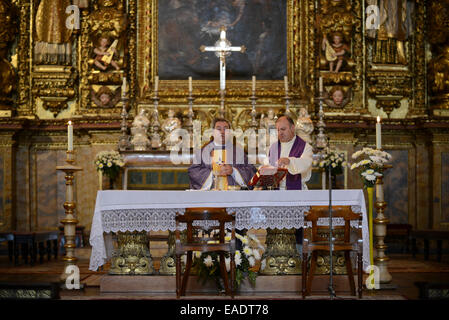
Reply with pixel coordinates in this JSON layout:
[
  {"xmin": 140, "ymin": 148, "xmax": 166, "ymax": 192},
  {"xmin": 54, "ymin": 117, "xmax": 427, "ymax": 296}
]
[{"xmin": 248, "ymin": 166, "xmax": 288, "ymax": 189}]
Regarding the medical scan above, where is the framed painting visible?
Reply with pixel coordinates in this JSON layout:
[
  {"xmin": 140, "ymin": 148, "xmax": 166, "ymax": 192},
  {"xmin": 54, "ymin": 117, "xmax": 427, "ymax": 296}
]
[
  {"xmin": 136, "ymin": 0, "xmax": 313, "ymax": 104},
  {"xmin": 158, "ymin": 0, "xmax": 287, "ymax": 81}
]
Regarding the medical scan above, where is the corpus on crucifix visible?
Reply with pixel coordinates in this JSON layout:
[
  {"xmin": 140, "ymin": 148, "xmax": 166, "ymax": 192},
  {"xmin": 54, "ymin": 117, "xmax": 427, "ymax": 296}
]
[{"xmin": 200, "ymin": 26, "xmax": 246, "ymax": 92}]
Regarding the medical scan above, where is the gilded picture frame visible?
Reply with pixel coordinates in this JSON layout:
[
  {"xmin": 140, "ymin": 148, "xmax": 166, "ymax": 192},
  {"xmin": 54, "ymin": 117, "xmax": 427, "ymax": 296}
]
[{"xmin": 135, "ymin": 0, "xmax": 314, "ymax": 107}]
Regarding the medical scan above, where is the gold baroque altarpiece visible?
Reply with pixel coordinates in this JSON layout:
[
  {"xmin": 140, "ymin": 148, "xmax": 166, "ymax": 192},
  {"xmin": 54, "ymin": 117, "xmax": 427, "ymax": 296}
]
[{"xmin": 0, "ymin": 0, "xmax": 441, "ymax": 124}]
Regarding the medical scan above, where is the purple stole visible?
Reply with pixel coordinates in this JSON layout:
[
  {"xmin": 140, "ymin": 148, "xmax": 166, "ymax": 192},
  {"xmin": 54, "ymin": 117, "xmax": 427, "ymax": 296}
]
[{"xmin": 268, "ymin": 136, "xmax": 306, "ymax": 190}]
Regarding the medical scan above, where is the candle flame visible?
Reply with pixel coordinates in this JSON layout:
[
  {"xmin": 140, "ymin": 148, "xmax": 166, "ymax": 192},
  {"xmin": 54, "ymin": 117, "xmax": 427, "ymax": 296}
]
[
  {"xmin": 68, "ymin": 121, "xmax": 72, "ymax": 125},
  {"xmin": 377, "ymin": 116, "xmax": 380, "ymax": 123}
]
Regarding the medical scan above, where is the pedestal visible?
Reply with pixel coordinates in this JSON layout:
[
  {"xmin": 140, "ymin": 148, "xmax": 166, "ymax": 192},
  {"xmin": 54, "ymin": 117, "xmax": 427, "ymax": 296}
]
[
  {"xmin": 259, "ymin": 228, "xmax": 301, "ymax": 275},
  {"xmin": 109, "ymin": 231, "xmax": 154, "ymax": 275}
]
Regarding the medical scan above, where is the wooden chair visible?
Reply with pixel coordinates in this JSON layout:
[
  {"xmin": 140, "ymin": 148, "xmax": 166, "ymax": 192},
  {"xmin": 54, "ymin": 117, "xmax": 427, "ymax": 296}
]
[
  {"xmin": 302, "ymin": 206, "xmax": 363, "ymax": 298},
  {"xmin": 175, "ymin": 207, "xmax": 236, "ymax": 298}
]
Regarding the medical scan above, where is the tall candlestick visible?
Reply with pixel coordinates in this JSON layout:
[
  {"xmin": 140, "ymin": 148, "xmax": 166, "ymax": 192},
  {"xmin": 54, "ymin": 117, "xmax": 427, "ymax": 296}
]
[
  {"xmin": 284, "ymin": 76, "xmax": 288, "ymax": 92},
  {"xmin": 122, "ymin": 77, "xmax": 127, "ymax": 98},
  {"xmin": 376, "ymin": 116, "xmax": 382, "ymax": 149},
  {"xmin": 67, "ymin": 121, "xmax": 73, "ymax": 151},
  {"xmin": 154, "ymin": 75, "xmax": 159, "ymax": 92},
  {"xmin": 252, "ymin": 75, "xmax": 256, "ymax": 92},
  {"xmin": 188, "ymin": 76, "xmax": 192, "ymax": 93},
  {"xmin": 319, "ymin": 76, "xmax": 323, "ymax": 93}
]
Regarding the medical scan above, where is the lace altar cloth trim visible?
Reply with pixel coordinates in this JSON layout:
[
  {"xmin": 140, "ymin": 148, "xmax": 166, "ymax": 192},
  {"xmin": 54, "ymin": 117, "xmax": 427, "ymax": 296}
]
[{"xmin": 101, "ymin": 206, "xmax": 310, "ymax": 232}]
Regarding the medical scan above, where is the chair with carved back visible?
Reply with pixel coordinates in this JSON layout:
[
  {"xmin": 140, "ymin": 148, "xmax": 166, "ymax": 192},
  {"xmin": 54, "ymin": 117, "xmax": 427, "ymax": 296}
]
[
  {"xmin": 175, "ymin": 207, "xmax": 236, "ymax": 298},
  {"xmin": 302, "ymin": 205, "xmax": 363, "ymax": 298}
]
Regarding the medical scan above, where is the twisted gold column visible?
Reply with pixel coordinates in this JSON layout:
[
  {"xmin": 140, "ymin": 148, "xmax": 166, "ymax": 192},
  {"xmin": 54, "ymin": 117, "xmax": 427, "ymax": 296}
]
[{"xmin": 56, "ymin": 151, "xmax": 82, "ymax": 283}]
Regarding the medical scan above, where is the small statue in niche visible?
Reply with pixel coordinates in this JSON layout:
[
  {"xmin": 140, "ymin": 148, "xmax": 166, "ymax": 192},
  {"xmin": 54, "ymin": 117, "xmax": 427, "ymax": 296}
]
[
  {"xmin": 162, "ymin": 109, "xmax": 182, "ymax": 150},
  {"xmin": 295, "ymin": 108, "xmax": 314, "ymax": 144},
  {"xmin": 131, "ymin": 109, "xmax": 151, "ymax": 151},
  {"xmin": 322, "ymin": 32, "xmax": 350, "ymax": 73},
  {"xmin": 324, "ymin": 86, "xmax": 351, "ymax": 108},
  {"xmin": 91, "ymin": 86, "xmax": 121, "ymax": 108},
  {"xmin": 93, "ymin": 35, "xmax": 121, "ymax": 71},
  {"xmin": 259, "ymin": 108, "xmax": 277, "ymax": 146}
]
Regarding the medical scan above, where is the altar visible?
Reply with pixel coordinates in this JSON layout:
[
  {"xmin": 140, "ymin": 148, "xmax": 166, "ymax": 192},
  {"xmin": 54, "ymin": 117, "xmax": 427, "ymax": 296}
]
[{"xmin": 89, "ymin": 189, "xmax": 370, "ymax": 274}]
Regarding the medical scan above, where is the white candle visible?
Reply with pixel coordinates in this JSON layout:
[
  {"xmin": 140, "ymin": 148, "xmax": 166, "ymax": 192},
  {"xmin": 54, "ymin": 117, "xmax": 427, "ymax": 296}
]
[
  {"xmin": 319, "ymin": 77, "xmax": 323, "ymax": 93},
  {"xmin": 154, "ymin": 75, "xmax": 159, "ymax": 92},
  {"xmin": 376, "ymin": 116, "xmax": 382, "ymax": 149},
  {"xmin": 188, "ymin": 76, "xmax": 192, "ymax": 92},
  {"xmin": 284, "ymin": 76, "xmax": 288, "ymax": 92},
  {"xmin": 122, "ymin": 77, "xmax": 127, "ymax": 97},
  {"xmin": 252, "ymin": 76, "xmax": 256, "ymax": 92},
  {"xmin": 67, "ymin": 121, "xmax": 73, "ymax": 151}
]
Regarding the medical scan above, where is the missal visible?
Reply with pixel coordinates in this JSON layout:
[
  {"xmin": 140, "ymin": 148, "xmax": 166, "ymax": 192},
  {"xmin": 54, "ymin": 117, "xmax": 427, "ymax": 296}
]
[{"xmin": 248, "ymin": 166, "xmax": 288, "ymax": 189}]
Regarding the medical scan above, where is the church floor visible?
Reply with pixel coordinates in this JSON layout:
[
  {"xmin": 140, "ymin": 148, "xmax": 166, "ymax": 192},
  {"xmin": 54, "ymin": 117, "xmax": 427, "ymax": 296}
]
[{"xmin": 0, "ymin": 251, "xmax": 449, "ymax": 300}]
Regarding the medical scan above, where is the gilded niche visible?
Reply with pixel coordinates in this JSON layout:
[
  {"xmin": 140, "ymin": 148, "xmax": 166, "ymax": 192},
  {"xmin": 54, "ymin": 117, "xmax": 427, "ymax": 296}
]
[
  {"xmin": 87, "ymin": 0, "xmax": 127, "ymax": 110},
  {"xmin": 317, "ymin": 0, "xmax": 359, "ymax": 112}
]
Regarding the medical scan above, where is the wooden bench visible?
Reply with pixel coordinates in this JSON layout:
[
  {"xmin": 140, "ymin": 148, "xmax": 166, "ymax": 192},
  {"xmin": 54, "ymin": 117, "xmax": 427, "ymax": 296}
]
[
  {"xmin": 0, "ymin": 232, "xmax": 14, "ymax": 262},
  {"xmin": 411, "ymin": 230, "xmax": 449, "ymax": 262},
  {"xmin": 13, "ymin": 231, "xmax": 59, "ymax": 266},
  {"xmin": 385, "ymin": 224, "xmax": 412, "ymax": 253}
]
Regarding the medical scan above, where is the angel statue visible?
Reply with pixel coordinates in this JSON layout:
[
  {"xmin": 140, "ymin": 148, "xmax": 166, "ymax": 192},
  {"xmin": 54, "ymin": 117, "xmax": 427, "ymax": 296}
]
[
  {"xmin": 131, "ymin": 109, "xmax": 151, "ymax": 151},
  {"xmin": 162, "ymin": 109, "xmax": 182, "ymax": 150},
  {"xmin": 296, "ymin": 108, "xmax": 314, "ymax": 144},
  {"xmin": 259, "ymin": 108, "xmax": 277, "ymax": 147}
]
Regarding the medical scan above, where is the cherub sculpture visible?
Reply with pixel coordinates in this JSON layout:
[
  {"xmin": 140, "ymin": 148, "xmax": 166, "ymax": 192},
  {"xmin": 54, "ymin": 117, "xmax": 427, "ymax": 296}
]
[
  {"xmin": 324, "ymin": 86, "xmax": 351, "ymax": 108},
  {"xmin": 91, "ymin": 86, "xmax": 121, "ymax": 108},
  {"xmin": 322, "ymin": 32, "xmax": 350, "ymax": 73},
  {"xmin": 93, "ymin": 36, "xmax": 121, "ymax": 71}
]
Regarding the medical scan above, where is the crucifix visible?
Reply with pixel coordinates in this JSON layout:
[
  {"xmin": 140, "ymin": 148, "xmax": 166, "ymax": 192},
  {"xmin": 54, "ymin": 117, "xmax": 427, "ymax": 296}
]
[{"xmin": 200, "ymin": 26, "xmax": 246, "ymax": 92}]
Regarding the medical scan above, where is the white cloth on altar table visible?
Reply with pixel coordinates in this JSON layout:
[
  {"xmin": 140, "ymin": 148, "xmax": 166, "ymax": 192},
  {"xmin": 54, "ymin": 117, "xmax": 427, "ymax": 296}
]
[{"xmin": 89, "ymin": 189, "xmax": 369, "ymax": 272}]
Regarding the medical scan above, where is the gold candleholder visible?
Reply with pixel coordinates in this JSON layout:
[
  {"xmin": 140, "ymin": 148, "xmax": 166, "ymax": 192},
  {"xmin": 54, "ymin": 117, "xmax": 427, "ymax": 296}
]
[
  {"xmin": 374, "ymin": 163, "xmax": 393, "ymax": 285},
  {"xmin": 56, "ymin": 150, "xmax": 83, "ymax": 284}
]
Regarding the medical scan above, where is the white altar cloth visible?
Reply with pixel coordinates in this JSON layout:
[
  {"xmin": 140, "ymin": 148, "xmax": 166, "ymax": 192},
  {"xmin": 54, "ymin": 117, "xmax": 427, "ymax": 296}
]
[{"xmin": 89, "ymin": 189, "xmax": 369, "ymax": 272}]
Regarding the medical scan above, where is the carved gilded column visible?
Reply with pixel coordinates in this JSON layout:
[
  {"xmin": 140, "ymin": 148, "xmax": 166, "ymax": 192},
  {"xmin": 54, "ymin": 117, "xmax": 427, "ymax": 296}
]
[
  {"xmin": 0, "ymin": 0, "xmax": 18, "ymax": 117},
  {"xmin": 427, "ymin": 0, "xmax": 449, "ymax": 116}
]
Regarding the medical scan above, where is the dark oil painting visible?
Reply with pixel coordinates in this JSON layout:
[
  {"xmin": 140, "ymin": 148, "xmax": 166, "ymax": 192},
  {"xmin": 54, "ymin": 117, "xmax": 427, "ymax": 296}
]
[{"xmin": 158, "ymin": 0, "xmax": 287, "ymax": 80}]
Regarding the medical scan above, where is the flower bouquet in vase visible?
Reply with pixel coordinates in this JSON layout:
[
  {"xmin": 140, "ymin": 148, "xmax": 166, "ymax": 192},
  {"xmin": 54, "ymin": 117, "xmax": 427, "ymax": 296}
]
[
  {"xmin": 313, "ymin": 149, "xmax": 347, "ymax": 189},
  {"xmin": 94, "ymin": 151, "xmax": 125, "ymax": 189},
  {"xmin": 188, "ymin": 232, "xmax": 264, "ymax": 291}
]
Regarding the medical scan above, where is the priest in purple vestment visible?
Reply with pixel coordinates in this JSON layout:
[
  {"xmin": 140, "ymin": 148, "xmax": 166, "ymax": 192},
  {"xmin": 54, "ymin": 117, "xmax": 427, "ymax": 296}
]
[
  {"xmin": 188, "ymin": 118, "xmax": 256, "ymax": 190},
  {"xmin": 260, "ymin": 115, "xmax": 314, "ymax": 245}
]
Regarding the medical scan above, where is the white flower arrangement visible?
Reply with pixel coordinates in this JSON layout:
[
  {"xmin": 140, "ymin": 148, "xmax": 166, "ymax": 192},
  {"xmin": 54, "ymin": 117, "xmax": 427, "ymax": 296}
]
[
  {"xmin": 192, "ymin": 232, "xmax": 264, "ymax": 289},
  {"xmin": 350, "ymin": 147, "xmax": 392, "ymax": 187},
  {"xmin": 313, "ymin": 149, "xmax": 347, "ymax": 176},
  {"xmin": 94, "ymin": 150, "xmax": 125, "ymax": 180}
]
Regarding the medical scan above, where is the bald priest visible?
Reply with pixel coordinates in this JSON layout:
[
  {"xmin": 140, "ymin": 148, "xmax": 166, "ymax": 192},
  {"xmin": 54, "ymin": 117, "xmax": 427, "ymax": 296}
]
[{"xmin": 260, "ymin": 115, "xmax": 313, "ymax": 190}]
